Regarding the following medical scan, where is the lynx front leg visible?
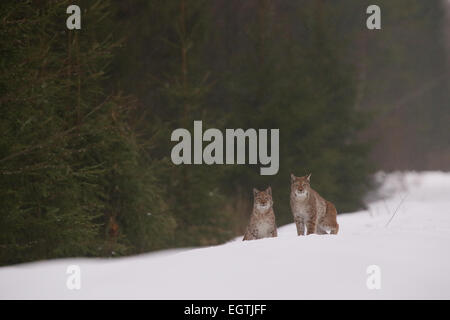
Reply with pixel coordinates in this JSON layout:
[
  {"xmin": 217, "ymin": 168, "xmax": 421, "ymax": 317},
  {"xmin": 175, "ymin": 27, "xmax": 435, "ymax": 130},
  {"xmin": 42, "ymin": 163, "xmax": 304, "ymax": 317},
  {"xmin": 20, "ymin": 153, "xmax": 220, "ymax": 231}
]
[
  {"xmin": 271, "ymin": 228, "xmax": 278, "ymax": 238},
  {"xmin": 294, "ymin": 217, "xmax": 305, "ymax": 236},
  {"xmin": 243, "ymin": 228, "xmax": 256, "ymax": 241},
  {"xmin": 306, "ymin": 217, "xmax": 317, "ymax": 235}
]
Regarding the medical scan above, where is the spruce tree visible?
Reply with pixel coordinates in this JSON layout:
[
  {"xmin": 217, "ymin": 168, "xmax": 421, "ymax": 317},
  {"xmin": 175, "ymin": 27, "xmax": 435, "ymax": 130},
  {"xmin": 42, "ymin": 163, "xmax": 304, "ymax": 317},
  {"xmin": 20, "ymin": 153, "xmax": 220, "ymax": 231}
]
[{"xmin": 0, "ymin": 0, "xmax": 175, "ymax": 265}]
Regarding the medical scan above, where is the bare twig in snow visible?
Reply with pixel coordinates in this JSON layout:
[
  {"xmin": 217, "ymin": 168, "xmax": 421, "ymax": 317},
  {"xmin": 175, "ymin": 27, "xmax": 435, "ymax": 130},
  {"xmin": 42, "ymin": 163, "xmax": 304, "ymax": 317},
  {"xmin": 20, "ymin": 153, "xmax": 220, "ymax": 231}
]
[{"xmin": 385, "ymin": 194, "xmax": 408, "ymax": 228}]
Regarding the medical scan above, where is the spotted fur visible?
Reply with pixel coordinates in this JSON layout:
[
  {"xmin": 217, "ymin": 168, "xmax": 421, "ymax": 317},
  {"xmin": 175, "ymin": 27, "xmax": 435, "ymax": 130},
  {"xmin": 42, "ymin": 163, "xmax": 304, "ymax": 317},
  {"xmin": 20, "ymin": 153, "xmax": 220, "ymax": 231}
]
[
  {"xmin": 290, "ymin": 173, "xmax": 339, "ymax": 235},
  {"xmin": 243, "ymin": 187, "xmax": 278, "ymax": 241}
]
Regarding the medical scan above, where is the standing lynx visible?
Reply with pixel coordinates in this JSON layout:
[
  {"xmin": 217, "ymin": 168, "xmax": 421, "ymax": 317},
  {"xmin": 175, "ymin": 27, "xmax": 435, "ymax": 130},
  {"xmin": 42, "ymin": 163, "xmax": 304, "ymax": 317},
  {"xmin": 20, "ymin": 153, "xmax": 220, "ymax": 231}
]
[
  {"xmin": 243, "ymin": 187, "xmax": 278, "ymax": 241},
  {"xmin": 290, "ymin": 173, "xmax": 339, "ymax": 235}
]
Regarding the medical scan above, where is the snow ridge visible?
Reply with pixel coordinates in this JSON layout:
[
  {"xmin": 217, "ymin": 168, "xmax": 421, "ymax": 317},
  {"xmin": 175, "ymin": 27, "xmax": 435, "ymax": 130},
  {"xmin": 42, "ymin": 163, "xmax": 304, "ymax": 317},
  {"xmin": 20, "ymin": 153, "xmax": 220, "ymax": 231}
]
[{"xmin": 1, "ymin": 171, "xmax": 450, "ymax": 299}]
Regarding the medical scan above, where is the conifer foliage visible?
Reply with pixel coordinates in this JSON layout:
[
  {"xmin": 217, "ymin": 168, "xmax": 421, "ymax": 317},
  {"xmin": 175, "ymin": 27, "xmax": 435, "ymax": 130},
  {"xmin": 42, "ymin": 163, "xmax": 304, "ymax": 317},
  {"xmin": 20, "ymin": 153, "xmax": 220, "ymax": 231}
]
[{"xmin": 0, "ymin": 0, "xmax": 175, "ymax": 265}]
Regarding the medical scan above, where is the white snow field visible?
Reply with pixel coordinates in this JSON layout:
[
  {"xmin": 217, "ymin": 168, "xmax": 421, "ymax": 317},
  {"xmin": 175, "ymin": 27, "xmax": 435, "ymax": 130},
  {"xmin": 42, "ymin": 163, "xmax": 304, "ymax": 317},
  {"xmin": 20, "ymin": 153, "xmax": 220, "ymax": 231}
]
[{"xmin": 1, "ymin": 171, "xmax": 450, "ymax": 299}]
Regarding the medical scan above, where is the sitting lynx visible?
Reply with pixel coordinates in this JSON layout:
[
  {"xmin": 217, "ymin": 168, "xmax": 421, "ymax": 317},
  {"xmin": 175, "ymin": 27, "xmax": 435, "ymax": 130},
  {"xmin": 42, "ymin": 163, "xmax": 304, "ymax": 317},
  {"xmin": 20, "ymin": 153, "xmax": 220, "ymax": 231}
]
[
  {"xmin": 243, "ymin": 187, "xmax": 278, "ymax": 241},
  {"xmin": 290, "ymin": 173, "xmax": 339, "ymax": 235}
]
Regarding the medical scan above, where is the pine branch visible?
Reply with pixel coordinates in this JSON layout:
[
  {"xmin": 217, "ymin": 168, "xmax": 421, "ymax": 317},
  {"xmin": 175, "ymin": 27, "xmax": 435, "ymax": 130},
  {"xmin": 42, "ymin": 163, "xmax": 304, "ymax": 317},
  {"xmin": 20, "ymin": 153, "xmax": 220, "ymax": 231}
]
[{"xmin": 0, "ymin": 95, "xmax": 112, "ymax": 164}]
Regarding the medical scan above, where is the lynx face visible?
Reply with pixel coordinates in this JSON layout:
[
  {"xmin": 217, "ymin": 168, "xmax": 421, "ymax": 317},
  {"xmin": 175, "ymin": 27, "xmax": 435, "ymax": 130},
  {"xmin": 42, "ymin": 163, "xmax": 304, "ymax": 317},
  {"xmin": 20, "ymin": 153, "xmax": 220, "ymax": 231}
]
[
  {"xmin": 291, "ymin": 173, "xmax": 311, "ymax": 198},
  {"xmin": 253, "ymin": 187, "xmax": 273, "ymax": 212}
]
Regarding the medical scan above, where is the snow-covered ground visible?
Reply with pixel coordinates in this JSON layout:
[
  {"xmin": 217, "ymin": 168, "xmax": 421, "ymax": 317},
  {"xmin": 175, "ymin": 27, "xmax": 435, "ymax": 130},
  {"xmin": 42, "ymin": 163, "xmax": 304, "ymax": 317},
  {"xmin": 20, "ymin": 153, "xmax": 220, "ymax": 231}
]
[{"xmin": 1, "ymin": 171, "xmax": 450, "ymax": 299}]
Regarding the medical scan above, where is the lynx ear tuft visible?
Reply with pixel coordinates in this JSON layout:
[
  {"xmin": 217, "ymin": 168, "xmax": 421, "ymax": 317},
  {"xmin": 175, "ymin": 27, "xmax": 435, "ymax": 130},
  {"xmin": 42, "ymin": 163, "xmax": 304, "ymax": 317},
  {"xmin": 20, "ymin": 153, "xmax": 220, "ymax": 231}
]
[
  {"xmin": 253, "ymin": 188, "xmax": 259, "ymax": 196},
  {"xmin": 290, "ymin": 173, "xmax": 295, "ymax": 182},
  {"xmin": 306, "ymin": 173, "xmax": 311, "ymax": 182},
  {"xmin": 266, "ymin": 186, "xmax": 272, "ymax": 196}
]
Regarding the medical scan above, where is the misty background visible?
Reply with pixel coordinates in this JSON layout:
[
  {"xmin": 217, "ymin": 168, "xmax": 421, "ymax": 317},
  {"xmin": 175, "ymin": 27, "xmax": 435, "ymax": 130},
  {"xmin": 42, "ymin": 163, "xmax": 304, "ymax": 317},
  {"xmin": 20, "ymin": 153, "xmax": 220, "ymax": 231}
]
[{"xmin": 0, "ymin": 0, "xmax": 449, "ymax": 266}]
